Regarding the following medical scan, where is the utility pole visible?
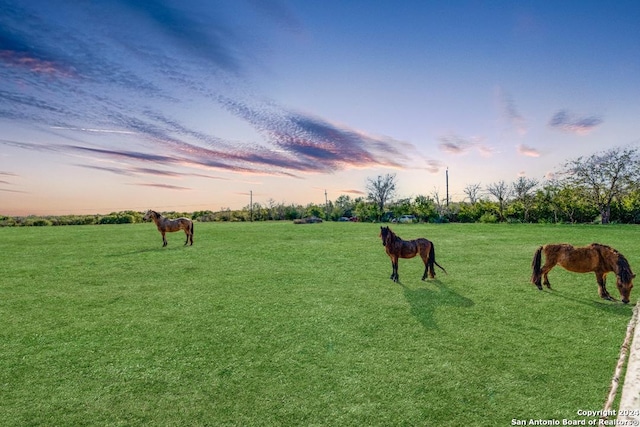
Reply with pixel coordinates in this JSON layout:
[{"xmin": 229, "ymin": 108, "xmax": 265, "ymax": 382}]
[
  {"xmin": 324, "ymin": 189, "xmax": 329, "ymax": 220},
  {"xmin": 250, "ymin": 190, "xmax": 253, "ymax": 222},
  {"xmin": 446, "ymin": 168, "xmax": 449, "ymax": 207}
]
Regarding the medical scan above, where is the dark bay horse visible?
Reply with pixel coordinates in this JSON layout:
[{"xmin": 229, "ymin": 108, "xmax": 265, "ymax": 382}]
[
  {"xmin": 143, "ymin": 210, "xmax": 194, "ymax": 247},
  {"xmin": 380, "ymin": 226, "xmax": 446, "ymax": 282},
  {"xmin": 531, "ymin": 243, "xmax": 635, "ymax": 303}
]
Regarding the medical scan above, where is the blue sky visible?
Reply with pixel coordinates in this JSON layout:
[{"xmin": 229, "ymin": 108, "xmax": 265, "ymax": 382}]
[{"xmin": 1, "ymin": 0, "xmax": 639, "ymax": 215}]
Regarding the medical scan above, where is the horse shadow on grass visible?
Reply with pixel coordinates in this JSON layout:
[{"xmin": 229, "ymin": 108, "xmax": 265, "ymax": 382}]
[
  {"xmin": 106, "ymin": 245, "xmax": 187, "ymax": 257},
  {"xmin": 400, "ymin": 280, "xmax": 474, "ymax": 330},
  {"xmin": 539, "ymin": 286, "xmax": 632, "ymax": 317}
]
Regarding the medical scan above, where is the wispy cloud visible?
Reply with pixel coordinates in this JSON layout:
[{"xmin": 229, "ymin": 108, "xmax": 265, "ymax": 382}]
[
  {"xmin": 340, "ymin": 189, "xmax": 366, "ymax": 195},
  {"xmin": 517, "ymin": 144, "xmax": 541, "ymax": 157},
  {"xmin": 76, "ymin": 164, "xmax": 228, "ymax": 181},
  {"xmin": 129, "ymin": 183, "xmax": 192, "ymax": 191},
  {"xmin": 498, "ymin": 89, "xmax": 527, "ymax": 136},
  {"xmin": 52, "ymin": 126, "xmax": 137, "ymax": 135},
  {"xmin": 548, "ymin": 110, "xmax": 603, "ymax": 134},
  {"xmin": 423, "ymin": 159, "xmax": 445, "ymax": 174},
  {"xmin": 0, "ymin": 170, "xmax": 24, "ymax": 192},
  {"xmin": 0, "ymin": 49, "xmax": 76, "ymax": 77},
  {"xmin": 438, "ymin": 133, "xmax": 493, "ymax": 158},
  {"xmin": 0, "ymin": 1, "xmax": 429, "ymax": 182}
]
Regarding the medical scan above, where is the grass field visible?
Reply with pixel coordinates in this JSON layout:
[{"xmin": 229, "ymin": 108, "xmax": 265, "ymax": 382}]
[{"xmin": 1, "ymin": 222, "xmax": 638, "ymax": 426}]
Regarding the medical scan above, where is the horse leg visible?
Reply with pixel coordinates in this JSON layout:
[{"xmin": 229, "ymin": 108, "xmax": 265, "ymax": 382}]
[
  {"xmin": 162, "ymin": 231, "xmax": 167, "ymax": 247},
  {"xmin": 596, "ymin": 272, "xmax": 615, "ymax": 301},
  {"xmin": 421, "ymin": 255, "xmax": 432, "ymax": 280},
  {"xmin": 542, "ymin": 271, "xmax": 551, "ymax": 289},
  {"xmin": 541, "ymin": 263, "xmax": 554, "ymax": 289},
  {"xmin": 183, "ymin": 229, "xmax": 189, "ymax": 246},
  {"xmin": 391, "ymin": 257, "xmax": 399, "ymax": 282}
]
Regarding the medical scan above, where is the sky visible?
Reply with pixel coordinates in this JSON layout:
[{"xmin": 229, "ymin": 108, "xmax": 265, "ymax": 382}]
[{"xmin": 1, "ymin": 0, "xmax": 639, "ymax": 215}]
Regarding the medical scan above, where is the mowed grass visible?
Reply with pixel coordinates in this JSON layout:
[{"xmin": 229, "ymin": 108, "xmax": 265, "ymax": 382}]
[{"xmin": 0, "ymin": 222, "xmax": 638, "ymax": 426}]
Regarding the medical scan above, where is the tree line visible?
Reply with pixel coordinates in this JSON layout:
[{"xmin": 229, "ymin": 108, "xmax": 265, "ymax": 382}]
[
  {"xmin": 364, "ymin": 146, "xmax": 640, "ymax": 225},
  {"xmin": 2, "ymin": 146, "xmax": 639, "ymax": 226}
]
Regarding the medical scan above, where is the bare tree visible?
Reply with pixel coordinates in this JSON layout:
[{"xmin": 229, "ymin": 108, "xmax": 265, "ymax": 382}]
[
  {"xmin": 486, "ymin": 180, "xmax": 512, "ymax": 221},
  {"xmin": 431, "ymin": 187, "xmax": 445, "ymax": 217},
  {"xmin": 560, "ymin": 146, "xmax": 640, "ymax": 224},
  {"xmin": 366, "ymin": 173, "xmax": 397, "ymax": 218},
  {"xmin": 512, "ymin": 177, "xmax": 539, "ymax": 222},
  {"xmin": 463, "ymin": 183, "xmax": 482, "ymax": 204}
]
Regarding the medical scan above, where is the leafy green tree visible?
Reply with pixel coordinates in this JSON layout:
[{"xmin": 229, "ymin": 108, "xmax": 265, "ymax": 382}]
[
  {"xmin": 305, "ymin": 203, "xmax": 324, "ymax": 218},
  {"xmin": 414, "ymin": 195, "xmax": 438, "ymax": 222},
  {"xmin": 612, "ymin": 189, "xmax": 640, "ymax": 223},
  {"xmin": 560, "ymin": 146, "xmax": 640, "ymax": 224},
  {"xmin": 552, "ymin": 185, "xmax": 598, "ymax": 223},
  {"xmin": 354, "ymin": 199, "xmax": 377, "ymax": 222},
  {"xmin": 334, "ymin": 195, "xmax": 355, "ymax": 219}
]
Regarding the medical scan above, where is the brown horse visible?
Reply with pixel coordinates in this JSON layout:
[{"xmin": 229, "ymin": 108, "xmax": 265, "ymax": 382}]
[
  {"xmin": 143, "ymin": 210, "xmax": 194, "ymax": 247},
  {"xmin": 531, "ymin": 243, "xmax": 635, "ymax": 303},
  {"xmin": 380, "ymin": 226, "xmax": 446, "ymax": 282}
]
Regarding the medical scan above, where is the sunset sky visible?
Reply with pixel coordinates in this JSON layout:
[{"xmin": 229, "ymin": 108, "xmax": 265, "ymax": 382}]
[{"xmin": 1, "ymin": 0, "xmax": 639, "ymax": 215}]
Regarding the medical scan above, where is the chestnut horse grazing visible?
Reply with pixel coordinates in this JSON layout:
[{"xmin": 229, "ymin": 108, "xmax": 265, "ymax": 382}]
[
  {"xmin": 380, "ymin": 226, "xmax": 446, "ymax": 283},
  {"xmin": 531, "ymin": 243, "xmax": 635, "ymax": 303},
  {"xmin": 143, "ymin": 210, "xmax": 194, "ymax": 247}
]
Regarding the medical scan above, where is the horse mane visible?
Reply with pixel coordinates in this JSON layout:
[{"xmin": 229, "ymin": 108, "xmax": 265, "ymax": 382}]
[
  {"xmin": 590, "ymin": 242, "xmax": 614, "ymax": 251},
  {"xmin": 617, "ymin": 253, "xmax": 634, "ymax": 283},
  {"xmin": 383, "ymin": 226, "xmax": 399, "ymax": 245},
  {"xmin": 592, "ymin": 243, "xmax": 634, "ymax": 282}
]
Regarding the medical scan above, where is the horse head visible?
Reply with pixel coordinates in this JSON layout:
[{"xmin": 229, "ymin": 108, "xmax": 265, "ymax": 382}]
[
  {"xmin": 143, "ymin": 210, "xmax": 156, "ymax": 221},
  {"xmin": 380, "ymin": 226, "xmax": 393, "ymax": 246},
  {"xmin": 616, "ymin": 254, "xmax": 635, "ymax": 304}
]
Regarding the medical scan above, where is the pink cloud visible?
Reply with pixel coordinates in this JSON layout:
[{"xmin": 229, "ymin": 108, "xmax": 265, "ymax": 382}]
[
  {"xmin": 0, "ymin": 50, "xmax": 76, "ymax": 78},
  {"xmin": 517, "ymin": 144, "xmax": 540, "ymax": 157}
]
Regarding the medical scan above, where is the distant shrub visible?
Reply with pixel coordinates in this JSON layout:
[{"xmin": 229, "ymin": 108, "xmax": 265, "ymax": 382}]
[
  {"xmin": 293, "ymin": 217, "xmax": 323, "ymax": 224},
  {"xmin": 98, "ymin": 214, "xmax": 134, "ymax": 224},
  {"xmin": 479, "ymin": 213, "xmax": 498, "ymax": 224},
  {"xmin": 23, "ymin": 217, "xmax": 52, "ymax": 226},
  {"xmin": 0, "ymin": 216, "xmax": 16, "ymax": 227}
]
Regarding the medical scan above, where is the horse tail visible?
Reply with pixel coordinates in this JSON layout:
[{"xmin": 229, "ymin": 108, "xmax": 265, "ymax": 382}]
[
  {"xmin": 429, "ymin": 242, "xmax": 447, "ymax": 275},
  {"xmin": 531, "ymin": 246, "xmax": 543, "ymax": 288},
  {"xmin": 190, "ymin": 221, "xmax": 194, "ymax": 243}
]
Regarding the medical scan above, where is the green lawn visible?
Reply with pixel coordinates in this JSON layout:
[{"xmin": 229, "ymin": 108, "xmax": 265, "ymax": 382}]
[{"xmin": 0, "ymin": 222, "xmax": 637, "ymax": 426}]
